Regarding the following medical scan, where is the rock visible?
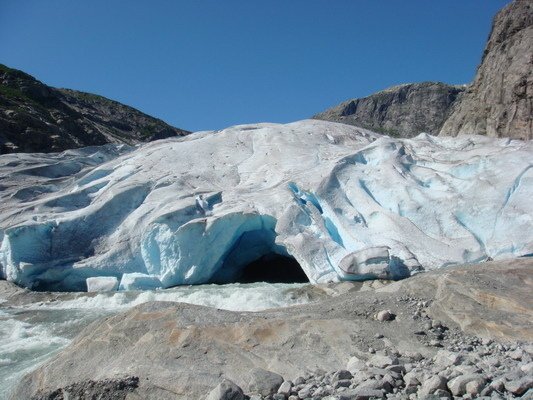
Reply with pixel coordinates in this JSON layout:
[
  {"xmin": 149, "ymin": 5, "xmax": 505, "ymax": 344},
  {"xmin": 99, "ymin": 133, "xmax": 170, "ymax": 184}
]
[
  {"xmin": 293, "ymin": 377, "xmax": 305, "ymax": 386},
  {"xmin": 248, "ymin": 368, "xmax": 284, "ymax": 396},
  {"xmin": 277, "ymin": 381, "xmax": 292, "ymax": 396},
  {"xmin": 431, "ymin": 320, "xmax": 443, "ymax": 329},
  {"xmin": 338, "ymin": 387, "xmax": 385, "ymax": 399},
  {"xmin": 439, "ymin": 0, "xmax": 533, "ymax": 140},
  {"xmin": 465, "ymin": 379, "xmax": 486, "ymax": 396},
  {"xmin": 434, "ymin": 350, "xmax": 463, "ymax": 368},
  {"xmin": 418, "ymin": 375, "xmax": 448, "ymax": 397},
  {"xmin": 297, "ymin": 386, "xmax": 311, "ymax": 398},
  {"xmin": 505, "ymin": 376, "xmax": 533, "ymax": 396},
  {"xmin": 403, "ymin": 371, "xmax": 421, "ymax": 387},
  {"xmin": 334, "ymin": 379, "xmax": 352, "ymax": 389},
  {"xmin": 347, "ymin": 356, "xmax": 366, "ymax": 373},
  {"xmin": 385, "ymin": 365, "xmax": 406, "ymax": 375},
  {"xmin": 509, "ymin": 348, "xmax": 524, "ymax": 360},
  {"xmin": 432, "ymin": 389, "xmax": 452, "ymax": 399},
  {"xmin": 29, "ymin": 376, "xmax": 139, "ymax": 400},
  {"xmin": 0, "ymin": 64, "xmax": 189, "ymax": 154},
  {"xmin": 447, "ymin": 374, "xmax": 487, "ymax": 397},
  {"xmin": 205, "ymin": 379, "xmax": 244, "ymax": 400},
  {"xmin": 314, "ymin": 82, "xmax": 464, "ymax": 138},
  {"xmin": 376, "ymin": 310, "xmax": 395, "ymax": 322},
  {"xmin": 368, "ymin": 355, "xmax": 399, "ymax": 368},
  {"xmin": 521, "ymin": 362, "xmax": 533, "ymax": 374},
  {"xmin": 315, "ymin": 1, "xmax": 532, "ymax": 141},
  {"xmin": 490, "ymin": 379, "xmax": 505, "ymax": 392},
  {"xmin": 332, "ymin": 370, "xmax": 353, "ymax": 382}
]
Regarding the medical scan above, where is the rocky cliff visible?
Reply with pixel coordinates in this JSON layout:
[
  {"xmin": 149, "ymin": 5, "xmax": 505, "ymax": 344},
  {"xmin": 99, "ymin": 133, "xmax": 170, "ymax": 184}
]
[
  {"xmin": 315, "ymin": 0, "xmax": 532, "ymax": 140},
  {"xmin": 439, "ymin": 0, "xmax": 532, "ymax": 139},
  {"xmin": 313, "ymin": 82, "xmax": 464, "ymax": 137},
  {"xmin": 0, "ymin": 64, "xmax": 189, "ymax": 153}
]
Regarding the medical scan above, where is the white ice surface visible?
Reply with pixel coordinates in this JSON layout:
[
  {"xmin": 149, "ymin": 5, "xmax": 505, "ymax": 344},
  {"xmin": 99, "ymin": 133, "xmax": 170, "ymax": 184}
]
[
  {"xmin": 0, "ymin": 120, "xmax": 531, "ymax": 290},
  {"xmin": 86, "ymin": 276, "xmax": 118, "ymax": 292}
]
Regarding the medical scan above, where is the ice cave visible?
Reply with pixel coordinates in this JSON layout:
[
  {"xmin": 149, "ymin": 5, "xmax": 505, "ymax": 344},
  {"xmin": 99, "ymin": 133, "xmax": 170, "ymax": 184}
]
[{"xmin": 0, "ymin": 120, "xmax": 532, "ymax": 291}]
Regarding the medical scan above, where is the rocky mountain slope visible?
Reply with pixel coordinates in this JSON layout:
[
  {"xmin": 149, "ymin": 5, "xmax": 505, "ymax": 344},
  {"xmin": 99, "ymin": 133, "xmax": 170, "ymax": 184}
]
[
  {"xmin": 315, "ymin": 0, "xmax": 532, "ymax": 140},
  {"xmin": 0, "ymin": 64, "xmax": 189, "ymax": 154},
  {"xmin": 0, "ymin": 120, "xmax": 531, "ymax": 291},
  {"xmin": 440, "ymin": 0, "xmax": 532, "ymax": 140},
  {"xmin": 313, "ymin": 82, "xmax": 464, "ymax": 138}
]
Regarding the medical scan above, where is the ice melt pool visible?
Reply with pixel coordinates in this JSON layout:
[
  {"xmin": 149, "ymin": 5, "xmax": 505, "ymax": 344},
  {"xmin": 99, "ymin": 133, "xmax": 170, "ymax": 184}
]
[{"xmin": 0, "ymin": 282, "xmax": 315, "ymax": 399}]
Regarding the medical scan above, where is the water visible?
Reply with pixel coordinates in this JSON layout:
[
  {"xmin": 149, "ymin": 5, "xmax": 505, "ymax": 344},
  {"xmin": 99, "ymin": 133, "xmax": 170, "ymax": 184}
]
[{"xmin": 0, "ymin": 282, "xmax": 315, "ymax": 399}]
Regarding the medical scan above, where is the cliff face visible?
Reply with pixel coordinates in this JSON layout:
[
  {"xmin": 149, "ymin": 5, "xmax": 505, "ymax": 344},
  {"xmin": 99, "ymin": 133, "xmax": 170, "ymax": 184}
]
[
  {"xmin": 313, "ymin": 82, "xmax": 464, "ymax": 137},
  {"xmin": 0, "ymin": 64, "xmax": 189, "ymax": 154},
  {"xmin": 315, "ymin": 0, "xmax": 532, "ymax": 140},
  {"xmin": 439, "ymin": 0, "xmax": 533, "ymax": 139}
]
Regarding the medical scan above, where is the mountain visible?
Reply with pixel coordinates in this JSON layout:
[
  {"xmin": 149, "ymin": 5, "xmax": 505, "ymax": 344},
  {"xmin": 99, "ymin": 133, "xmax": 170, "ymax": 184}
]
[
  {"xmin": 439, "ymin": 0, "xmax": 532, "ymax": 139},
  {"xmin": 0, "ymin": 64, "xmax": 189, "ymax": 154},
  {"xmin": 0, "ymin": 120, "xmax": 531, "ymax": 291},
  {"xmin": 315, "ymin": 0, "xmax": 532, "ymax": 140},
  {"xmin": 313, "ymin": 82, "xmax": 464, "ymax": 138}
]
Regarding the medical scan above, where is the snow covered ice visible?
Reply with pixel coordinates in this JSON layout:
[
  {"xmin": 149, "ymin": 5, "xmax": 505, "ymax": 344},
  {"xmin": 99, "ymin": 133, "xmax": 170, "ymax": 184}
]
[{"xmin": 0, "ymin": 119, "xmax": 531, "ymax": 291}]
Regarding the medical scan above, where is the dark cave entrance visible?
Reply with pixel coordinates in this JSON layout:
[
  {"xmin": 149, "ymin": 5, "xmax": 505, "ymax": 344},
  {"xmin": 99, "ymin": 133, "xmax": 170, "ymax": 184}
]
[
  {"xmin": 235, "ymin": 253, "xmax": 309, "ymax": 284},
  {"xmin": 208, "ymin": 215, "xmax": 310, "ymax": 285}
]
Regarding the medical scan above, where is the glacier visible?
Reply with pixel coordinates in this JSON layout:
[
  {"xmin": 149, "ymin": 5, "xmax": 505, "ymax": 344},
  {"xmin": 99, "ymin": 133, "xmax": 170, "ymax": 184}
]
[{"xmin": 0, "ymin": 119, "xmax": 531, "ymax": 291}]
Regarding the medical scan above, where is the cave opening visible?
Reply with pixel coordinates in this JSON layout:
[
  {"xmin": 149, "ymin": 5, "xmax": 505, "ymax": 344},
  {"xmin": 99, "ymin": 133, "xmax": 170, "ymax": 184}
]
[
  {"xmin": 235, "ymin": 253, "xmax": 309, "ymax": 284},
  {"xmin": 208, "ymin": 215, "xmax": 310, "ymax": 285}
]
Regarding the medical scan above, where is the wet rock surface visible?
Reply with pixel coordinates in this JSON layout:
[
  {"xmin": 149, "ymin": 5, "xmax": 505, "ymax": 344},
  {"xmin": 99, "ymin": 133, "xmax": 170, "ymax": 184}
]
[{"xmin": 8, "ymin": 258, "xmax": 533, "ymax": 399}]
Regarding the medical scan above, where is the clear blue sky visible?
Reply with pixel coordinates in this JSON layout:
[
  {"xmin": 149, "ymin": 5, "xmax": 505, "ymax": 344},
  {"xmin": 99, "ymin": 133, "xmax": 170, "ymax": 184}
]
[{"xmin": 1, "ymin": 0, "xmax": 508, "ymax": 132}]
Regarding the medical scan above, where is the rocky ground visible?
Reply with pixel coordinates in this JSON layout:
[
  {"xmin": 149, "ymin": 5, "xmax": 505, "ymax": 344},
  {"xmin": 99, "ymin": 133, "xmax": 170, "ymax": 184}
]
[{"xmin": 5, "ymin": 257, "xmax": 532, "ymax": 399}]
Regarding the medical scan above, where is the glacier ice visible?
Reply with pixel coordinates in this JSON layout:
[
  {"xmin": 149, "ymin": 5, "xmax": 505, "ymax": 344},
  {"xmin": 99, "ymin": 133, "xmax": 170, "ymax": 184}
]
[
  {"xmin": 86, "ymin": 276, "xmax": 119, "ymax": 292},
  {"xmin": 119, "ymin": 273, "xmax": 162, "ymax": 291},
  {"xmin": 0, "ymin": 120, "xmax": 532, "ymax": 290}
]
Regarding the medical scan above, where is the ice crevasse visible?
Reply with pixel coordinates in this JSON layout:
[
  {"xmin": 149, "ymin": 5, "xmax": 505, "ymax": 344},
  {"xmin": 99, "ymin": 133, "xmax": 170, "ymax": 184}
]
[{"xmin": 0, "ymin": 120, "xmax": 531, "ymax": 291}]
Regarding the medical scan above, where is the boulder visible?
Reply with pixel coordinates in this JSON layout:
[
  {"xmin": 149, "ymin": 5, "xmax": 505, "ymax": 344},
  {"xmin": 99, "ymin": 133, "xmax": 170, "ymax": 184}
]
[
  {"xmin": 447, "ymin": 374, "xmax": 487, "ymax": 397},
  {"xmin": 205, "ymin": 379, "xmax": 244, "ymax": 400},
  {"xmin": 247, "ymin": 368, "xmax": 284, "ymax": 396},
  {"xmin": 368, "ymin": 355, "xmax": 398, "ymax": 368},
  {"xmin": 418, "ymin": 375, "xmax": 448, "ymax": 397}
]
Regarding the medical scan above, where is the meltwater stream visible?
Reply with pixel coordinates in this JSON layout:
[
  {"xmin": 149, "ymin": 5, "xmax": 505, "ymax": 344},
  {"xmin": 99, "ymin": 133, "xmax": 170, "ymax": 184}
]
[{"xmin": 0, "ymin": 282, "xmax": 315, "ymax": 399}]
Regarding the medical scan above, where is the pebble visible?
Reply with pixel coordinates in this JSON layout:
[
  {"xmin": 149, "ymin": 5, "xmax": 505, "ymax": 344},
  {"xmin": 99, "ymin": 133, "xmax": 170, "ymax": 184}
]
[
  {"xmin": 205, "ymin": 335, "xmax": 531, "ymax": 400},
  {"xmin": 376, "ymin": 310, "xmax": 395, "ymax": 322},
  {"xmin": 277, "ymin": 381, "xmax": 292, "ymax": 396},
  {"xmin": 205, "ymin": 379, "xmax": 245, "ymax": 400}
]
